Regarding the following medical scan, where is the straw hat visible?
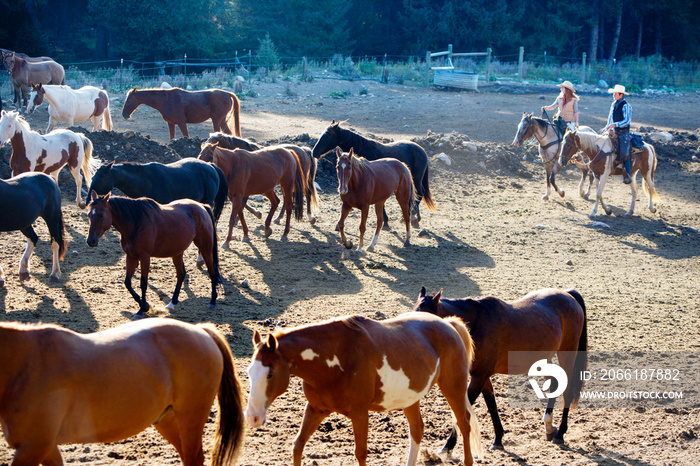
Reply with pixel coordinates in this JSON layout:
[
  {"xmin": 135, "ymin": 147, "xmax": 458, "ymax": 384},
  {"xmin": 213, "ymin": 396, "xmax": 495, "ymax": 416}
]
[
  {"xmin": 557, "ymin": 81, "xmax": 575, "ymax": 92},
  {"xmin": 608, "ymin": 84, "xmax": 628, "ymax": 94}
]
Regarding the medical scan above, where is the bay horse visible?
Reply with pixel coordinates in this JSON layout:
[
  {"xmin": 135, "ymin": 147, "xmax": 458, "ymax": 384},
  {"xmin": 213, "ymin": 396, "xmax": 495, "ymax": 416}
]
[
  {"xmin": 1, "ymin": 50, "xmax": 65, "ymax": 109},
  {"xmin": 198, "ymin": 144, "xmax": 304, "ymax": 245},
  {"xmin": 559, "ymin": 129, "xmax": 659, "ymax": 218},
  {"xmin": 335, "ymin": 148, "xmax": 414, "ymax": 253},
  {"xmin": 513, "ymin": 112, "xmax": 597, "ymax": 200},
  {"xmin": 0, "ymin": 172, "xmax": 66, "ymax": 286},
  {"xmin": 1, "ymin": 49, "xmax": 53, "ymax": 107},
  {"xmin": 122, "ymin": 86, "xmax": 241, "ymax": 140},
  {"xmin": 27, "ymin": 83, "xmax": 113, "ymax": 133},
  {"xmin": 413, "ymin": 287, "xmax": 588, "ymax": 450},
  {"xmin": 312, "ymin": 120, "xmax": 435, "ymax": 227},
  {"xmin": 246, "ymin": 313, "xmax": 482, "ymax": 466},
  {"xmin": 0, "ymin": 318, "xmax": 244, "ymax": 466},
  {"xmin": 86, "ymin": 193, "xmax": 223, "ymax": 319},
  {"xmin": 0, "ymin": 110, "xmax": 98, "ymax": 208}
]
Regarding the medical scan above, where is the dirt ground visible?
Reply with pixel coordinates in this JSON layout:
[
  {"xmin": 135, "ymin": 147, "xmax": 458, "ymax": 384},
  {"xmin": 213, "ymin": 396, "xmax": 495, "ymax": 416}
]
[{"xmin": 0, "ymin": 78, "xmax": 699, "ymax": 465}]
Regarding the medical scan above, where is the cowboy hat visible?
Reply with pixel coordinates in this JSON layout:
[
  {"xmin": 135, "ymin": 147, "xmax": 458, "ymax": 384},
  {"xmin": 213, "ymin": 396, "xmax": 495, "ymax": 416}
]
[
  {"xmin": 608, "ymin": 84, "xmax": 628, "ymax": 94},
  {"xmin": 557, "ymin": 81, "xmax": 575, "ymax": 91}
]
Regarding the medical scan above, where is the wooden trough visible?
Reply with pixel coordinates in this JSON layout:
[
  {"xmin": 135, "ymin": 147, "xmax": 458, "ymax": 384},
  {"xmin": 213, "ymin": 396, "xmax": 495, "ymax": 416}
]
[{"xmin": 433, "ymin": 68, "xmax": 479, "ymax": 90}]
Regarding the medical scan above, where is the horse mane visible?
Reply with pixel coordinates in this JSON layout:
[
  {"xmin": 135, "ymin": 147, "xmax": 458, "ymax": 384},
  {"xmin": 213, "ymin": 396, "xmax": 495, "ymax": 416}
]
[
  {"xmin": 108, "ymin": 196, "xmax": 161, "ymax": 225},
  {"xmin": 350, "ymin": 154, "xmax": 368, "ymax": 172},
  {"xmin": 5, "ymin": 111, "xmax": 32, "ymax": 133},
  {"xmin": 575, "ymin": 131, "xmax": 613, "ymax": 153},
  {"xmin": 0, "ymin": 321, "xmax": 64, "ymax": 331},
  {"xmin": 337, "ymin": 125, "xmax": 385, "ymax": 155}
]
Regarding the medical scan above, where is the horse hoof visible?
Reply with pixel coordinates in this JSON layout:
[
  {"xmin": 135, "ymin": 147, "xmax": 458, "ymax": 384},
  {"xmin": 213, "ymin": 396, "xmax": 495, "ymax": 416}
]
[
  {"xmin": 207, "ymin": 303, "xmax": 216, "ymax": 310},
  {"xmin": 650, "ymin": 207, "xmax": 657, "ymax": 214},
  {"xmin": 489, "ymin": 442, "xmax": 505, "ymax": 451},
  {"xmin": 196, "ymin": 260, "xmax": 205, "ymax": 268},
  {"xmin": 542, "ymin": 194, "xmax": 550, "ymax": 201},
  {"xmin": 49, "ymin": 274, "xmax": 60, "ymax": 283},
  {"xmin": 280, "ymin": 236, "xmax": 289, "ymax": 242},
  {"xmin": 309, "ymin": 217, "xmax": 316, "ymax": 226},
  {"xmin": 367, "ymin": 245, "xmax": 375, "ymax": 252},
  {"xmin": 582, "ymin": 194, "xmax": 589, "ymax": 200},
  {"xmin": 344, "ymin": 241, "xmax": 353, "ymax": 250},
  {"xmin": 132, "ymin": 313, "xmax": 146, "ymax": 321},
  {"xmin": 0, "ymin": 277, "xmax": 5, "ymax": 287},
  {"xmin": 552, "ymin": 436, "xmax": 565, "ymax": 445},
  {"xmin": 355, "ymin": 248, "xmax": 366, "ymax": 255},
  {"xmin": 19, "ymin": 272, "xmax": 30, "ymax": 282},
  {"xmin": 605, "ymin": 209, "xmax": 613, "ymax": 216},
  {"xmin": 411, "ymin": 219, "xmax": 420, "ymax": 229},
  {"xmin": 165, "ymin": 301, "xmax": 175, "ymax": 311},
  {"xmin": 241, "ymin": 237, "xmax": 250, "ymax": 243},
  {"xmin": 221, "ymin": 241, "xmax": 231, "ymax": 249},
  {"xmin": 559, "ymin": 190, "xmax": 565, "ymax": 198},
  {"xmin": 264, "ymin": 228, "xmax": 273, "ymax": 238},
  {"xmin": 273, "ymin": 218, "xmax": 281, "ymax": 225},
  {"xmin": 78, "ymin": 201, "xmax": 87, "ymax": 209},
  {"xmin": 588, "ymin": 213, "xmax": 596, "ymax": 220},
  {"xmin": 253, "ymin": 211, "xmax": 263, "ymax": 219},
  {"xmin": 403, "ymin": 240, "xmax": 411, "ymax": 247},
  {"xmin": 335, "ymin": 224, "xmax": 340, "ymax": 232}
]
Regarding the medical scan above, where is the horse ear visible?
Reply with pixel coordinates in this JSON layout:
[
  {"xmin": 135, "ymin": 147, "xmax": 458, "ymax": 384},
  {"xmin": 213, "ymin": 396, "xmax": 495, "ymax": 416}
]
[
  {"xmin": 90, "ymin": 190, "xmax": 98, "ymax": 201},
  {"xmin": 419, "ymin": 286, "xmax": 427, "ymax": 298},
  {"xmin": 267, "ymin": 334, "xmax": 278, "ymax": 352},
  {"xmin": 348, "ymin": 147, "xmax": 355, "ymax": 157},
  {"xmin": 335, "ymin": 147, "xmax": 342, "ymax": 157},
  {"xmin": 432, "ymin": 289, "xmax": 443, "ymax": 306},
  {"xmin": 252, "ymin": 329, "xmax": 262, "ymax": 345}
]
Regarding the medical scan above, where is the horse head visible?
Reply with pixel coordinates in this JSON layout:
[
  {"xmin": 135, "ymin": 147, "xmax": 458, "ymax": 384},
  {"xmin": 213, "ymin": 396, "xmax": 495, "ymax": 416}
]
[
  {"xmin": 312, "ymin": 119, "xmax": 343, "ymax": 158},
  {"xmin": 1, "ymin": 51, "xmax": 13, "ymax": 74},
  {"xmin": 246, "ymin": 330, "xmax": 291, "ymax": 428},
  {"xmin": 86, "ymin": 191, "xmax": 113, "ymax": 248},
  {"xmin": 413, "ymin": 286, "xmax": 443, "ymax": 316},
  {"xmin": 198, "ymin": 143, "xmax": 218, "ymax": 163},
  {"xmin": 513, "ymin": 112, "xmax": 534, "ymax": 146},
  {"xmin": 559, "ymin": 130, "xmax": 581, "ymax": 165},
  {"xmin": 26, "ymin": 82, "xmax": 45, "ymax": 114},
  {"xmin": 0, "ymin": 110, "xmax": 21, "ymax": 143},
  {"xmin": 87, "ymin": 162, "xmax": 115, "ymax": 201},
  {"xmin": 122, "ymin": 86, "xmax": 139, "ymax": 119},
  {"xmin": 336, "ymin": 147, "xmax": 355, "ymax": 195}
]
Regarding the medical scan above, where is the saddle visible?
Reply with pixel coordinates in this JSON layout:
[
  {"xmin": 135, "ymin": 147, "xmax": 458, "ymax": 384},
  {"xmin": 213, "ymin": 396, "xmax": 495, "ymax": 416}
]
[{"xmin": 608, "ymin": 131, "xmax": 645, "ymax": 161}]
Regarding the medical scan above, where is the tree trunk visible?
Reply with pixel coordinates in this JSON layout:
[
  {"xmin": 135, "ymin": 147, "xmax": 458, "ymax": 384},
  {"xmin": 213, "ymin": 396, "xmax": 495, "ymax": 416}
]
[
  {"xmin": 608, "ymin": 1, "xmax": 624, "ymax": 63},
  {"xmin": 636, "ymin": 17, "xmax": 643, "ymax": 58},
  {"xmin": 655, "ymin": 15, "xmax": 663, "ymax": 55},
  {"xmin": 589, "ymin": 0, "xmax": 600, "ymax": 61}
]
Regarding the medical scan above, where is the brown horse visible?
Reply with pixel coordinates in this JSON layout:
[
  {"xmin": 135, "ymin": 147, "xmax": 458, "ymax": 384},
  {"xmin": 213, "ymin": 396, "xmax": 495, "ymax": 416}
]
[
  {"xmin": 246, "ymin": 313, "xmax": 482, "ymax": 466},
  {"xmin": 198, "ymin": 144, "xmax": 305, "ymax": 244},
  {"xmin": 122, "ymin": 86, "xmax": 241, "ymax": 140},
  {"xmin": 559, "ymin": 129, "xmax": 659, "ymax": 218},
  {"xmin": 335, "ymin": 148, "xmax": 414, "ymax": 253},
  {"xmin": 1, "ymin": 50, "xmax": 65, "ymax": 109},
  {"xmin": 414, "ymin": 287, "xmax": 588, "ymax": 451},
  {"xmin": 86, "ymin": 192, "xmax": 223, "ymax": 319},
  {"xmin": 0, "ymin": 318, "xmax": 245, "ymax": 466}
]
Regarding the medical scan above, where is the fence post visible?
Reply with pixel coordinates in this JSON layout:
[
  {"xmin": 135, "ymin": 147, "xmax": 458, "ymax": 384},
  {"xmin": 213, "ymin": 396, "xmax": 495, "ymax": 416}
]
[
  {"xmin": 448, "ymin": 44, "xmax": 453, "ymax": 65},
  {"xmin": 425, "ymin": 51, "xmax": 431, "ymax": 87},
  {"xmin": 183, "ymin": 53, "xmax": 187, "ymax": 87},
  {"xmin": 581, "ymin": 52, "xmax": 587, "ymax": 85},
  {"xmin": 518, "ymin": 46, "xmax": 524, "ymax": 81},
  {"xmin": 487, "ymin": 48, "xmax": 492, "ymax": 82},
  {"xmin": 120, "ymin": 58, "xmax": 123, "ymax": 89}
]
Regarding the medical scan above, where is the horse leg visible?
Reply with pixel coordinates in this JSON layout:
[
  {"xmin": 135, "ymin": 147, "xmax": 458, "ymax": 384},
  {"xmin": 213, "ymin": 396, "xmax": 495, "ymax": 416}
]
[
  {"xmin": 0, "ymin": 263, "xmax": 4, "ymax": 287},
  {"xmin": 273, "ymin": 200, "xmax": 286, "ymax": 225},
  {"xmin": 49, "ymin": 237, "xmax": 61, "ymax": 282},
  {"xmin": 264, "ymin": 191, "xmax": 280, "ymax": 239},
  {"xmin": 293, "ymin": 404, "xmax": 330, "ymax": 466},
  {"xmin": 18, "ymin": 230, "xmax": 37, "ymax": 281},
  {"xmin": 165, "ymin": 254, "xmax": 186, "ymax": 311},
  {"xmin": 337, "ymin": 203, "xmax": 353, "ymax": 249},
  {"xmin": 481, "ymin": 378, "xmax": 506, "ymax": 450},
  {"xmin": 590, "ymin": 171, "xmax": 610, "ymax": 219},
  {"xmin": 244, "ymin": 197, "xmax": 263, "ymax": 220},
  {"xmin": 178, "ymin": 122, "xmax": 189, "ymax": 138},
  {"xmin": 224, "ymin": 196, "xmax": 242, "ymax": 245},
  {"xmin": 543, "ymin": 397, "xmax": 558, "ymax": 441},
  {"xmin": 349, "ymin": 411, "xmax": 370, "ymax": 466},
  {"xmin": 550, "ymin": 160, "xmax": 565, "ymax": 198},
  {"xmin": 280, "ymin": 186, "xmax": 294, "ymax": 242},
  {"xmin": 11, "ymin": 443, "xmax": 63, "ymax": 466},
  {"xmin": 542, "ymin": 152, "xmax": 552, "ymax": 200},
  {"xmin": 403, "ymin": 402, "xmax": 424, "ymax": 466},
  {"xmin": 192, "ymin": 227, "xmax": 219, "ymax": 310},
  {"xmin": 367, "ymin": 202, "xmax": 385, "ymax": 252},
  {"xmin": 400, "ymin": 191, "xmax": 413, "ymax": 247},
  {"xmin": 167, "ymin": 122, "xmax": 177, "ymax": 140},
  {"xmin": 624, "ymin": 168, "xmax": 638, "ymax": 217},
  {"xmin": 411, "ymin": 198, "xmax": 421, "ymax": 228},
  {"xmin": 135, "ymin": 256, "xmax": 152, "ymax": 319},
  {"xmin": 69, "ymin": 165, "xmax": 86, "ymax": 209},
  {"xmin": 439, "ymin": 380, "xmax": 479, "ymax": 466},
  {"xmin": 355, "ymin": 206, "xmax": 370, "ymax": 254},
  {"xmin": 153, "ymin": 410, "xmax": 206, "ymax": 466}
]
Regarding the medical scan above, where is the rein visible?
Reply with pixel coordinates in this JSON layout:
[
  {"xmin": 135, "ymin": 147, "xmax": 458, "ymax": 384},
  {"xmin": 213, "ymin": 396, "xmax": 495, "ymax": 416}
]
[{"xmin": 533, "ymin": 112, "xmax": 561, "ymax": 165}]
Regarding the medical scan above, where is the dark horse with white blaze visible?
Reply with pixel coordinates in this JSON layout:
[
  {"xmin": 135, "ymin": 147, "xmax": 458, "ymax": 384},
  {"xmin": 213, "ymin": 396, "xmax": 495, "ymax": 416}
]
[
  {"xmin": 312, "ymin": 120, "xmax": 435, "ymax": 227},
  {"xmin": 414, "ymin": 287, "xmax": 588, "ymax": 451}
]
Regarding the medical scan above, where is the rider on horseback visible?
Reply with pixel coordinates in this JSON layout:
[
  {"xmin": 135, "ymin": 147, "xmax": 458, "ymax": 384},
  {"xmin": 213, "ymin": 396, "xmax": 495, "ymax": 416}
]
[
  {"xmin": 541, "ymin": 81, "xmax": 579, "ymax": 137},
  {"xmin": 602, "ymin": 84, "xmax": 633, "ymax": 184}
]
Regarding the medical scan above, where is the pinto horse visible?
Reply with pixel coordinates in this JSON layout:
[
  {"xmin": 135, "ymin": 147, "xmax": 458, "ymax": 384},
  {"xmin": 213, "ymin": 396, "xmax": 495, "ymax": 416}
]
[
  {"xmin": 335, "ymin": 148, "xmax": 414, "ymax": 253},
  {"xmin": 312, "ymin": 120, "xmax": 435, "ymax": 227},
  {"xmin": 246, "ymin": 313, "xmax": 482, "ymax": 466},
  {"xmin": 0, "ymin": 110, "xmax": 98, "ymax": 208},
  {"xmin": 86, "ymin": 193, "xmax": 223, "ymax": 319},
  {"xmin": 560, "ymin": 129, "xmax": 659, "ymax": 218},
  {"xmin": 414, "ymin": 287, "xmax": 588, "ymax": 450},
  {"xmin": 122, "ymin": 86, "xmax": 241, "ymax": 140},
  {"xmin": 513, "ymin": 112, "xmax": 597, "ymax": 200},
  {"xmin": 0, "ymin": 172, "xmax": 66, "ymax": 286},
  {"xmin": 0, "ymin": 318, "xmax": 245, "ymax": 466},
  {"xmin": 27, "ymin": 83, "xmax": 113, "ymax": 133},
  {"xmin": 1, "ymin": 50, "xmax": 65, "ymax": 109},
  {"xmin": 198, "ymin": 144, "xmax": 304, "ymax": 244}
]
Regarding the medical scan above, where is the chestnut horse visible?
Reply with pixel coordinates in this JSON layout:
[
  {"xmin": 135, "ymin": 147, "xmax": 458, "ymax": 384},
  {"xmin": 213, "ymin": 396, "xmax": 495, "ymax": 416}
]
[
  {"xmin": 335, "ymin": 148, "xmax": 414, "ymax": 253},
  {"xmin": 414, "ymin": 287, "xmax": 588, "ymax": 450},
  {"xmin": 559, "ymin": 129, "xmax": 659, "ymax": 218},
  {"xmin": 1, "ymin": 50, "xmax": 64, "ymax": 109},
  {"xmin": 0, "ymin": 318, "xmax": 245, "ymax": 466},
  {"xmin": 0, "ymin": 172, "xmax": 66, "ymax": 286},
  {"xmin": 0, "ymin": 110, "xmax": 98, "ymax": 208},
  {"xmin": 198, "ymin": 144, "xmax": 304, "ymax": 245},
  {"xmin": 312, "ymin": 120, "xmax": 435, "ymax": 227},
  {"xmin": 27, "ymin": 83, "xmax": 113, "ymax": 133},
  {"xmin": 86, "ymin": 193, "xmax": 223, "ymax": 319},
  {"xmin": 513, "ymin": 112, "xmax": 598, "ymax": 200},
  {"xmin": 122, "ymin": 86, "xmax": 241, "ymax": 140},
  {"xmin": 246, "ymin": 313, "xmax": 482, "ymax": 466}
]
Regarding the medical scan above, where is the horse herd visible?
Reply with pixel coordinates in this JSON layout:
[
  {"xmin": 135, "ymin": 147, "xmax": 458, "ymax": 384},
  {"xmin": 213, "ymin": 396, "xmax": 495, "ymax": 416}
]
[{"xmin": 0, "ymin": 50, "xmax": 598, "ymax": 466}]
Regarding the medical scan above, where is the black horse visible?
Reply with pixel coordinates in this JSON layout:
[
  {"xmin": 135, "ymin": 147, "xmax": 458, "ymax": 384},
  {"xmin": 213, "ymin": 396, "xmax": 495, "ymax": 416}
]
[
  {"xmin": 312, "ymin": 120, "xmax": 435, "ymax": 227},
  {"xmin": 88, "ymin": 158, "xmax": 228, "ymax": 225},
  {"xmin": 0, "ymin": 172, "xmax": 66, "ymax": 285}
]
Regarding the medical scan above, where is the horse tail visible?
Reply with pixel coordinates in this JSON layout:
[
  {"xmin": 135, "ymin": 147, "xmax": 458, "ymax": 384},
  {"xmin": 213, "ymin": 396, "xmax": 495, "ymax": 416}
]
[
  {"xmin": 292, "ymin": 152, "xmax": 305, "ymax": 222},
  {"xmin": 305, "ymin": 148, "xmax": 320, "ymax": 214},
  {"xmin": 420, "ymin": 164, "xmax": 437, "ymax": 210},
  {"xmin": 204, "ymin": 204, "xmax": 224, "ymax": 286},
  {"xmin": 45, "ymin": 179, "xmax": 67, "ymax": 260},
  {"xmin": 80, "ymin": 134, "xmax": 100, "ymax": 181},
  {"xmin": 445, "ymin": 316, "xmax": 483, "ymax": 461},
  {"xmin": 226, "ymin": 92, "xmax": 241, "ymax": 137},
  {"xmin": 103, "ymin": 96, "xmax": 113, "ymax": 131},
  {"xmin": 199, "ymin": 323, "xmax": 245, "ymax": 466},
  {"xmin": 211, "ymin": 164, "xmax": 229, "ymax": 225},
  {"xmin": 643, "ymin": 144, "xmax": 660, "ymax": 202},
  {"xmin": 567, "ymin": 288, "xmax": 588, "ymax": 408}
]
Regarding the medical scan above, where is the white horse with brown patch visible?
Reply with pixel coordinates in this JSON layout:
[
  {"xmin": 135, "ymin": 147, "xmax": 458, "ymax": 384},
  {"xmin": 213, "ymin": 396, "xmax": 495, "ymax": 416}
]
[
  {"xmin": 0, "ymin": 110, "xmax": 99, "ymax": 208},
  {"xmin": 27, "ymin": 83, "xmax": 113, "ymax": 133}
]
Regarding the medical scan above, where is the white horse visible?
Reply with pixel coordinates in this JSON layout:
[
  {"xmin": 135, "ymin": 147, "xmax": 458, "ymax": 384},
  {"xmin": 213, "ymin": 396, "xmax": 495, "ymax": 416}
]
[
  {"xmin": 0, "ymin": 110, "xmax": 99, "ymax": 208},
  {"xmin": 27, "ymin": 83, "xmax": 113, "ymax": 133},
  {"xmin": 560, "ymin": 130, "xmax": 659, "ymax": 218}
]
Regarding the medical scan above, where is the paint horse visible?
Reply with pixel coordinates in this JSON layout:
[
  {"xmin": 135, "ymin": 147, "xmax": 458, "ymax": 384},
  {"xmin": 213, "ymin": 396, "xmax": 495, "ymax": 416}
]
[
  {"xmin": 122, "ymin": 86, "xmax": 241, "ymax": 140},
  {"xmin": 513, "ymin": 112, "xmax": 597, "ymax": 200},
  {"xmin": 86, "ymin": 193, "xmax": 223, "ymax": 319},
  {"xmin": 0, "ymin": 172, "xmax": 66, "ymax": 286},
  {"xmin": 414, "ymin": 287, "xmax": 588, "ymax": 450},
  {"xmin": 336, "ymin": 148, "xmax": 414, "ymax": 253},
  {"xmin": 198, "ymin": 144, "xmax": 304, "ymax": 245},
  {"xmin": 27, "ymin": 83, "xmax": 113, "ymax": 133},
  {"xmin": 246, "ymin": 313, "xmax": 482, "ymax": 466},
  {"xmin": 312, "ymin": 120, "xmax": 435, "ymax": 227},
  {"xmin": 0, "ymin": 110, "xmax": 98, "ymax": 208},
  {"xmin": 0, "ymin": 318, "xmax": 245, "ymax": 466},
  {"xmin": 559, "ymin": 129, "xmax": 659, "ymax": 218},
  {"xmin": 1, "ymin": 50, "xmax": 64, "ymax": 109}
]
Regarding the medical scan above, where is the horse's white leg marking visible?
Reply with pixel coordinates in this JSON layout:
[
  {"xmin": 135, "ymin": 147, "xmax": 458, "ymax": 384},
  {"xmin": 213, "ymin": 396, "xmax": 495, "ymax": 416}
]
[
  {"xmin": 625, "ymin": 170, "xmax": 638, "ymax": 217},
  {"xmin": 49, "ymin": 240, "xmax": 61, "ymax": 281},
  {"xmin": 645, "ymin": 149, "xmax": 658, "ymax": 213},
  {"xmin": 19, "ymin": 239, "xmax": 34, "ymax": 279},
  {"xmin": 0, "ymin": 264, "xmax": 5, "ymax": 287},
  {"xmin": 367, "ymin": 234, "xmax": 379, "ymax": 251},
  {"xmin": 376, "ymin": 355, "xmax": 437, "ymax": 410},
  {"xmin": 543, "ymin": 411, "xmax": 557, "ymax": 438},
  {"xmin": 246, "ymin": 359, "xmax": 271, "ymax": 427},
  {"xmin": 406, "ymin": 437, "xmax": 420, "ymax": 466},
  {"xmin": 165, "ymin": 300, "xmax": 175, "ymax": 311},
  {"xmin": 541, "ymin": 150, "xmax": 551, "ymax": 200}
]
